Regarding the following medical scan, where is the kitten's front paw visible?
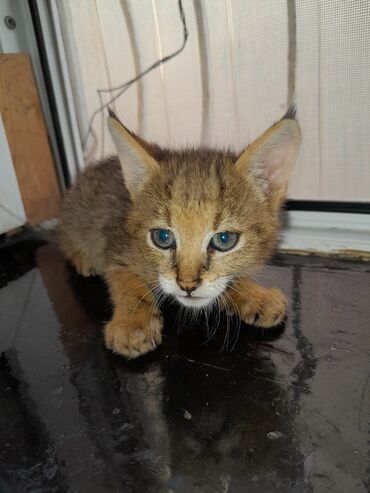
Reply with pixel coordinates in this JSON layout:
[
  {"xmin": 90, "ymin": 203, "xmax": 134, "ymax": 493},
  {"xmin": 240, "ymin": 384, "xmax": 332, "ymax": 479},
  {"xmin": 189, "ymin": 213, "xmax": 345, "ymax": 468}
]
[
  {"xmin": 240, "ymin": 288, "xmax": 287, "ymax": 328},
  {"xmin": 69, "ymin": 251, "xmax": 95, "ymax": 277},
  {"xmin": 104, "ymin": 312, "xmax": 163, "ymax": 359}
]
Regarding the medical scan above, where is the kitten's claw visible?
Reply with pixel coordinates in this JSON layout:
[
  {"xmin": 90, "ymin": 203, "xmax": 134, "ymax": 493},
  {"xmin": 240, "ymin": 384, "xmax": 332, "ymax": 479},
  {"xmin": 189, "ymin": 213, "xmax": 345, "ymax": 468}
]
[
  {"xmin": 104, "ymin": 314, "xmax": 163, "ymax": 358},
  {"xmin": 240, "ymin": 288, "xmax": 287, "ymax": 328}
]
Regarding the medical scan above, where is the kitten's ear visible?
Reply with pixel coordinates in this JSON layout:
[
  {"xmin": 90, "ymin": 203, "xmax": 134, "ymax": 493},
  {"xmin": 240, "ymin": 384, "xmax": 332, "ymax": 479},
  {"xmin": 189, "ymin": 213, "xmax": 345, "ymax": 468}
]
[
  {"xmin": 235, "ymin": 113, "xmax": 301, "ymax": 209},
  {"xmin": 107, "ymin": 110, "xmax": 159, "ymax": 198}
]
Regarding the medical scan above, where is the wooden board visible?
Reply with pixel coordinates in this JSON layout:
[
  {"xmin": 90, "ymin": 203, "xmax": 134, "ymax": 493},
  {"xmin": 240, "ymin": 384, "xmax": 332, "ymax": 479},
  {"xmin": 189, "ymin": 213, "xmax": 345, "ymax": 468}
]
[{"xmin": 0, "ymin": 54, "xmax": 61, "ymax": 225}]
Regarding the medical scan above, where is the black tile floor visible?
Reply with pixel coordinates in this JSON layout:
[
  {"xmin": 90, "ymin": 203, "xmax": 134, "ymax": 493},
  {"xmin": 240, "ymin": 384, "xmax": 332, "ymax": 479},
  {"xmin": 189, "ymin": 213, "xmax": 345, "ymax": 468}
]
[{"xmin": 0, "ymin": 238, "xmax": 369, "ymax": 492}]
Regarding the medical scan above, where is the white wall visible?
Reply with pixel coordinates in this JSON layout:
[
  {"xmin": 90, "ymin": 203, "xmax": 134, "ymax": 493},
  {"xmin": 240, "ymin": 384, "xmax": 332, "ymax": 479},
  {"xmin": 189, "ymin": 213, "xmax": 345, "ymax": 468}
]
[{"xmin": 0, "ymin": 114, "xmax": 26, "ymax": 233}]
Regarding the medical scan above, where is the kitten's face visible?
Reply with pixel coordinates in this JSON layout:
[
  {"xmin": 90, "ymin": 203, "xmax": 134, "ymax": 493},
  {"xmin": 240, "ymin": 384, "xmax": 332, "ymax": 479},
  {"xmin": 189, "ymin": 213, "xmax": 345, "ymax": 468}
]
[
  {"xmin": 129, "ymin": 152, "xmax": 277, "ymax": 309},
  {"xmin": 108, "ymin": 112, "xmax": 301, "ymax": 309}
]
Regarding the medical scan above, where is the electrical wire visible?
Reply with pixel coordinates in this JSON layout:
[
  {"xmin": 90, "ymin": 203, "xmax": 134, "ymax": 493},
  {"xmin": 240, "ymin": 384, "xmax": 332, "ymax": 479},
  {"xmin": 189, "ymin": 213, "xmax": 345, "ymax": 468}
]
[{"xmin": 82, "ymin": 0, "xmax": 188, "ymax": 151}]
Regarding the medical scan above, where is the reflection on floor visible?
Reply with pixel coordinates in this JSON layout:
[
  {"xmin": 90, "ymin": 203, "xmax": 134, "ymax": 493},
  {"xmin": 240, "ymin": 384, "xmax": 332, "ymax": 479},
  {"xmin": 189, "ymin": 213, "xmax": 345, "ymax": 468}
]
[{"xmin": 0, "ymin": 238, "xmax": 369, "ymax": 492}]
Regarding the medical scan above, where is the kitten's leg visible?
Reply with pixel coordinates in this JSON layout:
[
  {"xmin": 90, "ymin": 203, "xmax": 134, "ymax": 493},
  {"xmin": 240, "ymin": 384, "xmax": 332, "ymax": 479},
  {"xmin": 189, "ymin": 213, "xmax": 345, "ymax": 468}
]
[
  {"xmin": 226, "ymin": 278, "xmax": 287, "ymax": 328},
  {"xmin": 68, "ymin": 250, "xmax": 96, "ymax": 277},
  {"xmin": 104, "ymin": 267, "xmax": 163, "ymax": 358}
]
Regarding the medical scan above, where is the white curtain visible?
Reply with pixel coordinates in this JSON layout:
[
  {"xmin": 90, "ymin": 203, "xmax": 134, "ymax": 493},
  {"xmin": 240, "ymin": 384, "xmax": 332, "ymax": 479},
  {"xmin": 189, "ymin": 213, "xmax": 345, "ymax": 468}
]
[{"xmin": 56, "ymin": 0, "xmax": 370, "ymax": 202}]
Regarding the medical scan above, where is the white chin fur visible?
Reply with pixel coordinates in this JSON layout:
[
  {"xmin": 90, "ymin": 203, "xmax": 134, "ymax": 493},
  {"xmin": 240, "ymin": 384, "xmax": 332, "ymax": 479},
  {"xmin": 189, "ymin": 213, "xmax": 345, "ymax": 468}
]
[
  {"xmin": 159, "ymin": 274, "xmax": 231, "ymax": 310},
  {"xmin": 176, "ymin": 296, "xmax": 214, "ymax": 308}
]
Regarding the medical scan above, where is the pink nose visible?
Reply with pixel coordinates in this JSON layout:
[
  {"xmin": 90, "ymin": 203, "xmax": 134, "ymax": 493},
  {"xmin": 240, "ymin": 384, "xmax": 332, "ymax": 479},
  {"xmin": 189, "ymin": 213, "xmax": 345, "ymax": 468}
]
[{"xmin": 177, "ymin": 278, "xmax": 201, "ymax": 295}]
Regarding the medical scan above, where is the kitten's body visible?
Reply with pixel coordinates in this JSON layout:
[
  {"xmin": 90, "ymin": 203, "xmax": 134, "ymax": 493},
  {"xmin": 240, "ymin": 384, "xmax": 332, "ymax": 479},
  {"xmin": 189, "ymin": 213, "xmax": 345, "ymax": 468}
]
[
  {"xmin": 59, "ymin": 110, "xmax": 301, "ymax": 358},
  {"xmin": 59, "ymin": 157, "xmax": 126, "ymax": 277}
]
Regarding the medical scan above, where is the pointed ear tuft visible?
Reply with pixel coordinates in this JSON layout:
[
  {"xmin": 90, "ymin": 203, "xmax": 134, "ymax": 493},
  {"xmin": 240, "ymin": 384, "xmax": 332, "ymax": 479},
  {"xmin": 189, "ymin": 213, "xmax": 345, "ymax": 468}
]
[
  {"xmin": 235, "ymin": 117, "xmax": 301, "ymax": 208},
  {"xmin": 107, "ymin": 106, "xmax": 116, "ymax": 118},
  {"xmin": 108, "ymin": 114, "xmax": 159, "ymax": 198},
  {"xmin": 282, "ymin": 104, "xmax": 297, "ymax": 121}
]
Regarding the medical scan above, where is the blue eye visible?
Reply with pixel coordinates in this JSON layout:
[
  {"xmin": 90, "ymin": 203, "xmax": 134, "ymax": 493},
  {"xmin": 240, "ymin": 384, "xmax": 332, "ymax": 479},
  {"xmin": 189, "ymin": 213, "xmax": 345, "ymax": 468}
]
[
  {"xmin": 210, "ymin": 232, "xmax": 239, "ymax": 252},
  {"xmin": 151, "ymin": 229, "xmax": 176, "ymax": 249}
]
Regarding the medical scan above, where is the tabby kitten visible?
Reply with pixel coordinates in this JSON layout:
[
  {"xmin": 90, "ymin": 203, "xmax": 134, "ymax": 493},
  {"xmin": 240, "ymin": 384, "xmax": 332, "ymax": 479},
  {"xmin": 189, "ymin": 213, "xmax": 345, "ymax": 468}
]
[{"xmin": 58, "ymin": 108, "xmax": 301, "ymax": 358}]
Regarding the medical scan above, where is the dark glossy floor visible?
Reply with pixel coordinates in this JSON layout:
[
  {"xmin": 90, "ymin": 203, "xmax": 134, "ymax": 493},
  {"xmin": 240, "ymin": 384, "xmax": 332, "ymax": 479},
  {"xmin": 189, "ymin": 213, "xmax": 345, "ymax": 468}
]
[{"xmin": 0, "ymin": 237, "xmax": 369, "ymax": 493}]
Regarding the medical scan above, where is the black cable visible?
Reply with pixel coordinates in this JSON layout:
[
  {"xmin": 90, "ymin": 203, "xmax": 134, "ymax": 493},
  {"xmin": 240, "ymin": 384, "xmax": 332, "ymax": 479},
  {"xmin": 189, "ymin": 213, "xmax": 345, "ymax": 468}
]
[{"xmin": 82, "ymin": 0, "xmax": 188, "ymax": 150}]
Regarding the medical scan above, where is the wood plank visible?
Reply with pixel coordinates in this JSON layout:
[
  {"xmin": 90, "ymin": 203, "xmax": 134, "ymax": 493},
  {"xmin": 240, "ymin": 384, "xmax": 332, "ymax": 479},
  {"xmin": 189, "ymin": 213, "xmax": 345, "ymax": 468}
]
[{"xmin": 0, "ymin": 54, "xmax": 61, "ymax": 225}]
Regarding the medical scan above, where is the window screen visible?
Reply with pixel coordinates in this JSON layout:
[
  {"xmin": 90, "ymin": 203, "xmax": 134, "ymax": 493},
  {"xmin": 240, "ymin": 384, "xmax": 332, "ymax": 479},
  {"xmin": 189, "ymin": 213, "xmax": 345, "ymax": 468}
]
[{"xmin": 56, "ymin": 0, "xmax": 370, "ymax": 201}]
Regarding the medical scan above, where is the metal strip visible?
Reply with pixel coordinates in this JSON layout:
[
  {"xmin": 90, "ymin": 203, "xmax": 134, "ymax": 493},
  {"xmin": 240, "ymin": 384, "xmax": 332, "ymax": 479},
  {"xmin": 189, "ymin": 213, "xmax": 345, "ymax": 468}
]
[
  {"xmin": 287, "ymin": 0, "xmax": 297, "ymax": 107},
  {"xmin": 151, "ymin": 0, "xmax": 171, "ymax": 142},
  {"xmin": 119, "ymin": 0, "xmax": 144, "ymax": 136},
  {"xmin": 48, "ymin": 1, "xmax": 85, "ymax": 175},
  {"xmin": 193, "ymin": 0, "xmax": 210, "ymax": 147}
]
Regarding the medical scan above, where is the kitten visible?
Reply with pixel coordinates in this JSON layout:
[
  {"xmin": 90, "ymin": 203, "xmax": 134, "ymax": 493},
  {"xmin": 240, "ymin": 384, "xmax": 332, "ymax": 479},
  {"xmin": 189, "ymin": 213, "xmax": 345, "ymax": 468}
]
[{"xmin": 58, "ymin": 108, "xmax": 301, "ymax": 358}]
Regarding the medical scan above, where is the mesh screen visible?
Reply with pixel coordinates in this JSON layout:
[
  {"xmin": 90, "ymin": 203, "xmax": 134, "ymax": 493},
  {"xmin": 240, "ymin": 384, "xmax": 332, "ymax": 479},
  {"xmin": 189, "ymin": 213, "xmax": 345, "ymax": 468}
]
[{"xmin": 57, "ymin": 0, "xmax": 370, "ymax": 201}]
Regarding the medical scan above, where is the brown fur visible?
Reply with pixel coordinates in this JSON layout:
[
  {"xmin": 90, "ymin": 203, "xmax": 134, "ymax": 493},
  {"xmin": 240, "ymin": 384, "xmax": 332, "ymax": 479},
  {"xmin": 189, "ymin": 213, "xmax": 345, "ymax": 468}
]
[{"xmin": 58, "ymin": 111, "xmax": 301, "ymax": 358}]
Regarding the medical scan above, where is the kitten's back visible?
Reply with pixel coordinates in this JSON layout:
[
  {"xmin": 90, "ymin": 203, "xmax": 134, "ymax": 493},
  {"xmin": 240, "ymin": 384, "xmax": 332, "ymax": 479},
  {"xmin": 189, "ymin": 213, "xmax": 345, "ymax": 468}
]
[{"xmin": 58, "ymin": 157, "xmax": 129, "ymax": 275}]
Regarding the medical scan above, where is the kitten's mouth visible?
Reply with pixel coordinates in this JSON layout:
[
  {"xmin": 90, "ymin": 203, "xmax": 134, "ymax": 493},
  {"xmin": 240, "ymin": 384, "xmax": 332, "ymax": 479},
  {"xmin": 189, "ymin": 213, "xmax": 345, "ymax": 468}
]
[
  {"xmin": 176, "ymin": 294, "xmax": 212, "ymax": 308},
  {"xmin": 179, "ymin": 295, "xmax": 204, "ymax": 300}
]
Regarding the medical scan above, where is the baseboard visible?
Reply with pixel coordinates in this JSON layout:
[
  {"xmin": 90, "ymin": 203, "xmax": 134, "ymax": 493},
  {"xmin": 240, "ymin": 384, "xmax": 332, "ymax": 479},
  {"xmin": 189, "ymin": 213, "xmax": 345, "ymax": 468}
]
[{"xmin": 279, "ymin": 211, "xmax": 370, "ymax": 258}]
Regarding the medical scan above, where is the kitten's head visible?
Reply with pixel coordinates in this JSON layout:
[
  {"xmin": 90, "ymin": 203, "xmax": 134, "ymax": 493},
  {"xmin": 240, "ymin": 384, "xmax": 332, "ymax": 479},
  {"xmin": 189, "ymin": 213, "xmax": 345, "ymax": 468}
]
[{"xmin": 108, "ymin": 110, "xmax": 301, "ymax": 309}]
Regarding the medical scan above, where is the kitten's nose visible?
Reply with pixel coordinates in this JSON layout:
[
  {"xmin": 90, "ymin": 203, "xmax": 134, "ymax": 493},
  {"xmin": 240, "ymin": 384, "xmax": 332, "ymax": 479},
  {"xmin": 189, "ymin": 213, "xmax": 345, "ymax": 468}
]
[{"xmin": 177, "ymin": 278, "xmax": 201, "ymax": 295}]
